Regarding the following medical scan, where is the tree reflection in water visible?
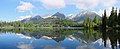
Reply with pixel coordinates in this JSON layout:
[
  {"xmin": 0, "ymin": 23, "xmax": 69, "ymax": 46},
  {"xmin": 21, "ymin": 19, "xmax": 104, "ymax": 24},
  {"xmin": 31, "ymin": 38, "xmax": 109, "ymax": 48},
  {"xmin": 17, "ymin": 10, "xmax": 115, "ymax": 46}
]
[
  {"xmin": 101, "ymin": 29, "xmax": 120, "ymax": 49},
  {"xmin": 0, "ymin": 28, "xmax": 120, "ymax": 49}
]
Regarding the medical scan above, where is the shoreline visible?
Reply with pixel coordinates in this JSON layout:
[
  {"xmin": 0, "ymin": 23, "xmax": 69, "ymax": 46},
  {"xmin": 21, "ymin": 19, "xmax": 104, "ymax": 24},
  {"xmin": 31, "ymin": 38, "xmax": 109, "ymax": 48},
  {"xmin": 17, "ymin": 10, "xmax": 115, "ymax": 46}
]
[{"xmin": 0, "ymin": 27, "xmax": 84, "ymax": 29}]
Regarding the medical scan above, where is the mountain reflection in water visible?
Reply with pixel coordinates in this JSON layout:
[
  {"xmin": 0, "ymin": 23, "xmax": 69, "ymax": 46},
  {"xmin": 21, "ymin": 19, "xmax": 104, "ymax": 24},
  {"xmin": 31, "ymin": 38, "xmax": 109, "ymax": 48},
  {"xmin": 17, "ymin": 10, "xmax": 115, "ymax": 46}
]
[{"xmin": 0, "ymin": 28, "xmax": 120, "ymax": 49}]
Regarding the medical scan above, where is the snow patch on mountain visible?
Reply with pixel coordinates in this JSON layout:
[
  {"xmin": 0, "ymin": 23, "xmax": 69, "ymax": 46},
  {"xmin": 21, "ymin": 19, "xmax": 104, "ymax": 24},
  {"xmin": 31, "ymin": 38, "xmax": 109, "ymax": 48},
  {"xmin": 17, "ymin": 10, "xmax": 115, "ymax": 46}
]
[
  {"xmin": 66, "ymin": 14, "xmax": 76, "ymax": 19},
  {"xmin": 42, "ymin": 14, "xmax": 52, "ymax": 19}
]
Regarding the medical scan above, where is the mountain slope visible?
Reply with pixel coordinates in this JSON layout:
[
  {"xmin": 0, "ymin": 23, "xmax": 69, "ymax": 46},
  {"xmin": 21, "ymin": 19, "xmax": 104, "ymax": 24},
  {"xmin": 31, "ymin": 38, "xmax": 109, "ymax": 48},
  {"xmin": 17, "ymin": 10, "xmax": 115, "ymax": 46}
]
[
  {"xmin": 21, "ymin": 15, "xmax": 43, "ymax": 23},
  {"xmin": 52, "ymin": 12, "xmax": 65, "ymax": 19},
  {"xmin": 67, "ymin": 11, "xmax": 101, "ymax": 22},
  {"xmin": 20, "ymin": 13, "xmax": 67, "ymax": 24}
]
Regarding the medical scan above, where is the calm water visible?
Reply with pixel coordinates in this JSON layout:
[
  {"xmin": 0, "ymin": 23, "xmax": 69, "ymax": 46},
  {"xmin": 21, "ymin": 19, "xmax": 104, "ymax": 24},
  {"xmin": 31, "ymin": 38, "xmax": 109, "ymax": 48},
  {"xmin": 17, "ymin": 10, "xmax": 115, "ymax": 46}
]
[{"xmin": 0, "ymin": 28, "xmax": 120, "ymax": 49}]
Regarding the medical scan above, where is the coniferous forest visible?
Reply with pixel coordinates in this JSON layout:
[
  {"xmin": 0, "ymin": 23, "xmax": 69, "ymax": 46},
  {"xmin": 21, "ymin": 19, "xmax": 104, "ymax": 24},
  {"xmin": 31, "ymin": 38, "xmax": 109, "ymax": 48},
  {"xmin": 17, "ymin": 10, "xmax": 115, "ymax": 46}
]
[
  {"xmin": 84, "ymin": 7, "xmax": 120, "ymax": 29},
  {"xmin": 102, "ymin": 7, "xmax": 120, "ymax": 29}
]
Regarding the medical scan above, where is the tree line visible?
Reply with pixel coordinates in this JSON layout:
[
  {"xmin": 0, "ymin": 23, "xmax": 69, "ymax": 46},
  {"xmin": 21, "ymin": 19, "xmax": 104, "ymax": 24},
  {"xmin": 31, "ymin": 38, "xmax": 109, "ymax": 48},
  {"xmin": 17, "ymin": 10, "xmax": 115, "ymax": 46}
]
[
  {"xmin": 102, "ymin": 7, "xmax": 120, "ymax": 29},
  {"xmin": 0, "ymin": 18, "xmax": 83, "ymax": 28},
  {"xmin": 83, "ymin": 16, "xmax": 102, "ymax": 28}
]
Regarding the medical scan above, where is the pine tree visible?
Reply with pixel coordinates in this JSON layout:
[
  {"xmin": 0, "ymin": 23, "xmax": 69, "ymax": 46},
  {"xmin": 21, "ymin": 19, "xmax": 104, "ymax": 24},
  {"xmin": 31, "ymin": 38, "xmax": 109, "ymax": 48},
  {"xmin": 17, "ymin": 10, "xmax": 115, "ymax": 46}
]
[
  {"xmin": 89, "ymin": 19, "xmax": 93, "ymax": 27},
  {"xmin": 102, "ymin": 10, "xmax": 107, "ymax": 29},
  {"xmin": 108, "ymin": 7, "xmax": 115, "ymax": 27},
  {"xmin": 118, "ymin": 9, "xmax": 120, "ymax": 26},
  {"xmin": 83, "ymin": 17, "xmax": 91, "ymax": 27},
  {"xmin": 114, "ymin": 8, "xmax": 118, "ymax": 27},
  {"xmin": 93, "ymin": 16, "xmax": 98, "ymax": 24},
  {"xmin": 87, "ymin": 17, "xmax": 90, "ymax": 27},
  {"xmin": 83, "ymin": 18, "xmax": 87, "ymax": 27}
]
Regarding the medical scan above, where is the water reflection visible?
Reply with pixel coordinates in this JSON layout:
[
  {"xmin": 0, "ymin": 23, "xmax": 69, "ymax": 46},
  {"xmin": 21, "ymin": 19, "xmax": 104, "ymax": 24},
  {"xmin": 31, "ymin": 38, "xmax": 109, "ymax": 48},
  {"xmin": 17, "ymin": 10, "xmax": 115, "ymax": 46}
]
[
  {"xmin": 44, "ymin": 45, "xmax": 65, "ymax": 49},
  {"xmin": 0, "ymin": 28, "xmax": 119, "ymax": 49},
  {"xmin": 76, "ymin": 46, "xmax": 96, "ymax": 49},
  {"xmin": 17, "ymin": 42, "xmax": 34, "ymax": 49},
  {"xmin": 101, "ymin": 29, "xmax": 120, "ymax": 49}
]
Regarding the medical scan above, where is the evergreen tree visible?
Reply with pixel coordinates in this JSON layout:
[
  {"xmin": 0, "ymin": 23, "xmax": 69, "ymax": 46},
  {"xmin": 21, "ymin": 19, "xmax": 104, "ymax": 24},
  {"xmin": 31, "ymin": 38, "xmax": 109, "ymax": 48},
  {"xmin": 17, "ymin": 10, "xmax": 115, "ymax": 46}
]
[
  {"xmin": 93, "ymin": 16, "xmax": 99, "ymax": 27},
  {"xmin": 114, "ymin": 8, "xmax": 118, "ymax": 27},
  {"xmin": 0, "ymin": 22, "xmax": 2, "ymax": 27},
  {"xmin": 118, "ymin": 9, "xmax": 120, "ymax": 26},
  {"xmin": 83, "ymin": 18, "xmax": 87, "ymax": 27},
  {"xmin": 89, "ymin": 19, "xmax": 93, "ymax": 27},
  {"xmin": 108, "ymin": 7, "xmax": 115, "ymax": 27},
  {"xmin": 93, "ymin": 16, "xmax": 98, "ymax": 24},
  {"xmin": 102, "ymin": 10, "xmax": 107, "ymax": 29},
  {"xmin": 87, "ymin": 17, "xmax": 90, "ymax": 27},
  {"xmin": 83, "ymin": 17, "xmax": 94, "ymax": 28}
]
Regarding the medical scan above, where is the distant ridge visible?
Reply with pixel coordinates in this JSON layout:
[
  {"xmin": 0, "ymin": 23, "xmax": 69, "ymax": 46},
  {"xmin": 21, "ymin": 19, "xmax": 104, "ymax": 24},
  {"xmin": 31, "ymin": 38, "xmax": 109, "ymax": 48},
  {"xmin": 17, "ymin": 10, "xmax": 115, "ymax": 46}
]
[{"xmin": 20, "ymin": 11, "xmax": 101, "ymax": 23}]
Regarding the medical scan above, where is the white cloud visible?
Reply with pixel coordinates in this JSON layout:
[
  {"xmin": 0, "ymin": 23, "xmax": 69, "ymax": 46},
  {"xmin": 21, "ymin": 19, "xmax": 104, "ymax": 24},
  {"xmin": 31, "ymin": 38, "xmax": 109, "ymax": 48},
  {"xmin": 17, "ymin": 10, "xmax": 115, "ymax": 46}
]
[
  {"xmin": 76, "ymin": 46, "xmax": 96, "ymax": 49},
  {"xmin": 42, "ymin": 14, "xmax": 51, "ymax": 19},
  {"xmin": 75, "ymin": 0, "xmax": 99, "ymax": 9},
  {"xmin": 97, "ymin": 7, "xmax": 119, "ymax": 17},
  {"xmin": 17, "ymin": 34, "xmax": 32, "ymax": 39},
  {"xmin": 44, "ymin": 45, "xmax": 65, "ymax": 49},
  {"xmin": 65, "ymin": 0, "xmax": 99, "ymax": 9},
  {"xmin": 40, "ymin": 0, "xmax": 65, "ymax": 10},
  {"xmin": 17, "ymin": 1, "xmax": 34, "ymax": 12},
  {"xmin": 20, "ymin": 15, "xmax": 31, "ymax": 19},
  {"xmin": 29, "ymin": 11, "xmax": 33, "ymax": 15},
  {"xmin": 97, "ymin": 7, "xmax": 112, "ymax": 16},
  {"xmin": 17, "ymin": 15, "xmax": 31, "ymax": 21},
  {"xmin": 65, "ymin": 0, "xmax": 118, "ymax": 10},
  {"xmin": 101, "ymin": 0, "xmax": 117, "ymax": 7},
  {"xmin": 17, "ymin": 42, "xmax": 34, "ymax": 49},
  {"xmin": 97, "ymin": 9, "xmax": 104, "ymax": 16}
]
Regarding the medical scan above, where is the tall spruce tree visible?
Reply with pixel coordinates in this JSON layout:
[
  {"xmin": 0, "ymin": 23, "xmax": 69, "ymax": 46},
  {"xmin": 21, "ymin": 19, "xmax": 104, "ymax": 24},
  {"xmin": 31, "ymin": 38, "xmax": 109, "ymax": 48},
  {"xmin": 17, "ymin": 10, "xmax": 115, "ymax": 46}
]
[
  {"xmin": 93, "ymin": 16, "xmax": 98, "ymax": 24},
  {"xmin": 109, "ymin": 7, "xmax": 115, "ymax": 27},
  {"xmin": 118, "ymin": 9, "xmax": 120, "ymax": 26},
  {"xmin": 102, "ymin": 10, "xmax": 107, "ymax": 29},
  {"xmin": 89, "ymin": 19, "xmax": 93, "ymax": 27},
  {"xmin": 114, "ymin": 8, "xmax": 118, "ymax": 27},
  {"xmin": 83, "ymin": 18, "xmax": 87, "ymax": 27},
  {"xmin": 86, "ymin": 17, "xmax": 90, "ymax": 27}
]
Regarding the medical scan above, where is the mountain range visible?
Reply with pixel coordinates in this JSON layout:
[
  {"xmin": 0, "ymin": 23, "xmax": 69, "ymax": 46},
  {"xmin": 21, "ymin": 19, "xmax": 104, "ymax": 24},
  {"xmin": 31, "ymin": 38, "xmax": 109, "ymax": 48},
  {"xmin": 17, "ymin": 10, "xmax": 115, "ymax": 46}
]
[
  {"xmin": 67, "ymin": 11, "xmax": 101, "ymax": 22},
  {"xmin": 20, "ymin": 10, "xmax": 101, "ymax": 23}
]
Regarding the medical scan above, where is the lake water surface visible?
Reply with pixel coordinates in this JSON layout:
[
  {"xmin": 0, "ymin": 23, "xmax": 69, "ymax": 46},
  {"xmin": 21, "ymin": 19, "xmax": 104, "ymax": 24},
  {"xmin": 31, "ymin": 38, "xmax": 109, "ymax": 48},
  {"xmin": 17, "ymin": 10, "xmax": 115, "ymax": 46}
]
[{"xmin": 0, "ymin": 28, "xmax": 119, "ymax": 49}]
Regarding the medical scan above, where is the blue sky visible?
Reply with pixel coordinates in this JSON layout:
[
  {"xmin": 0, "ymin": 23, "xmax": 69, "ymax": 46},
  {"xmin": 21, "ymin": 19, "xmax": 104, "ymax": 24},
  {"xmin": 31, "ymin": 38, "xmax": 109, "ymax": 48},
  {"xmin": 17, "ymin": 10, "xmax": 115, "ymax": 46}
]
[{"xmin": 0, "ymin": 0, "xmax": 120, "ymax": 22}]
